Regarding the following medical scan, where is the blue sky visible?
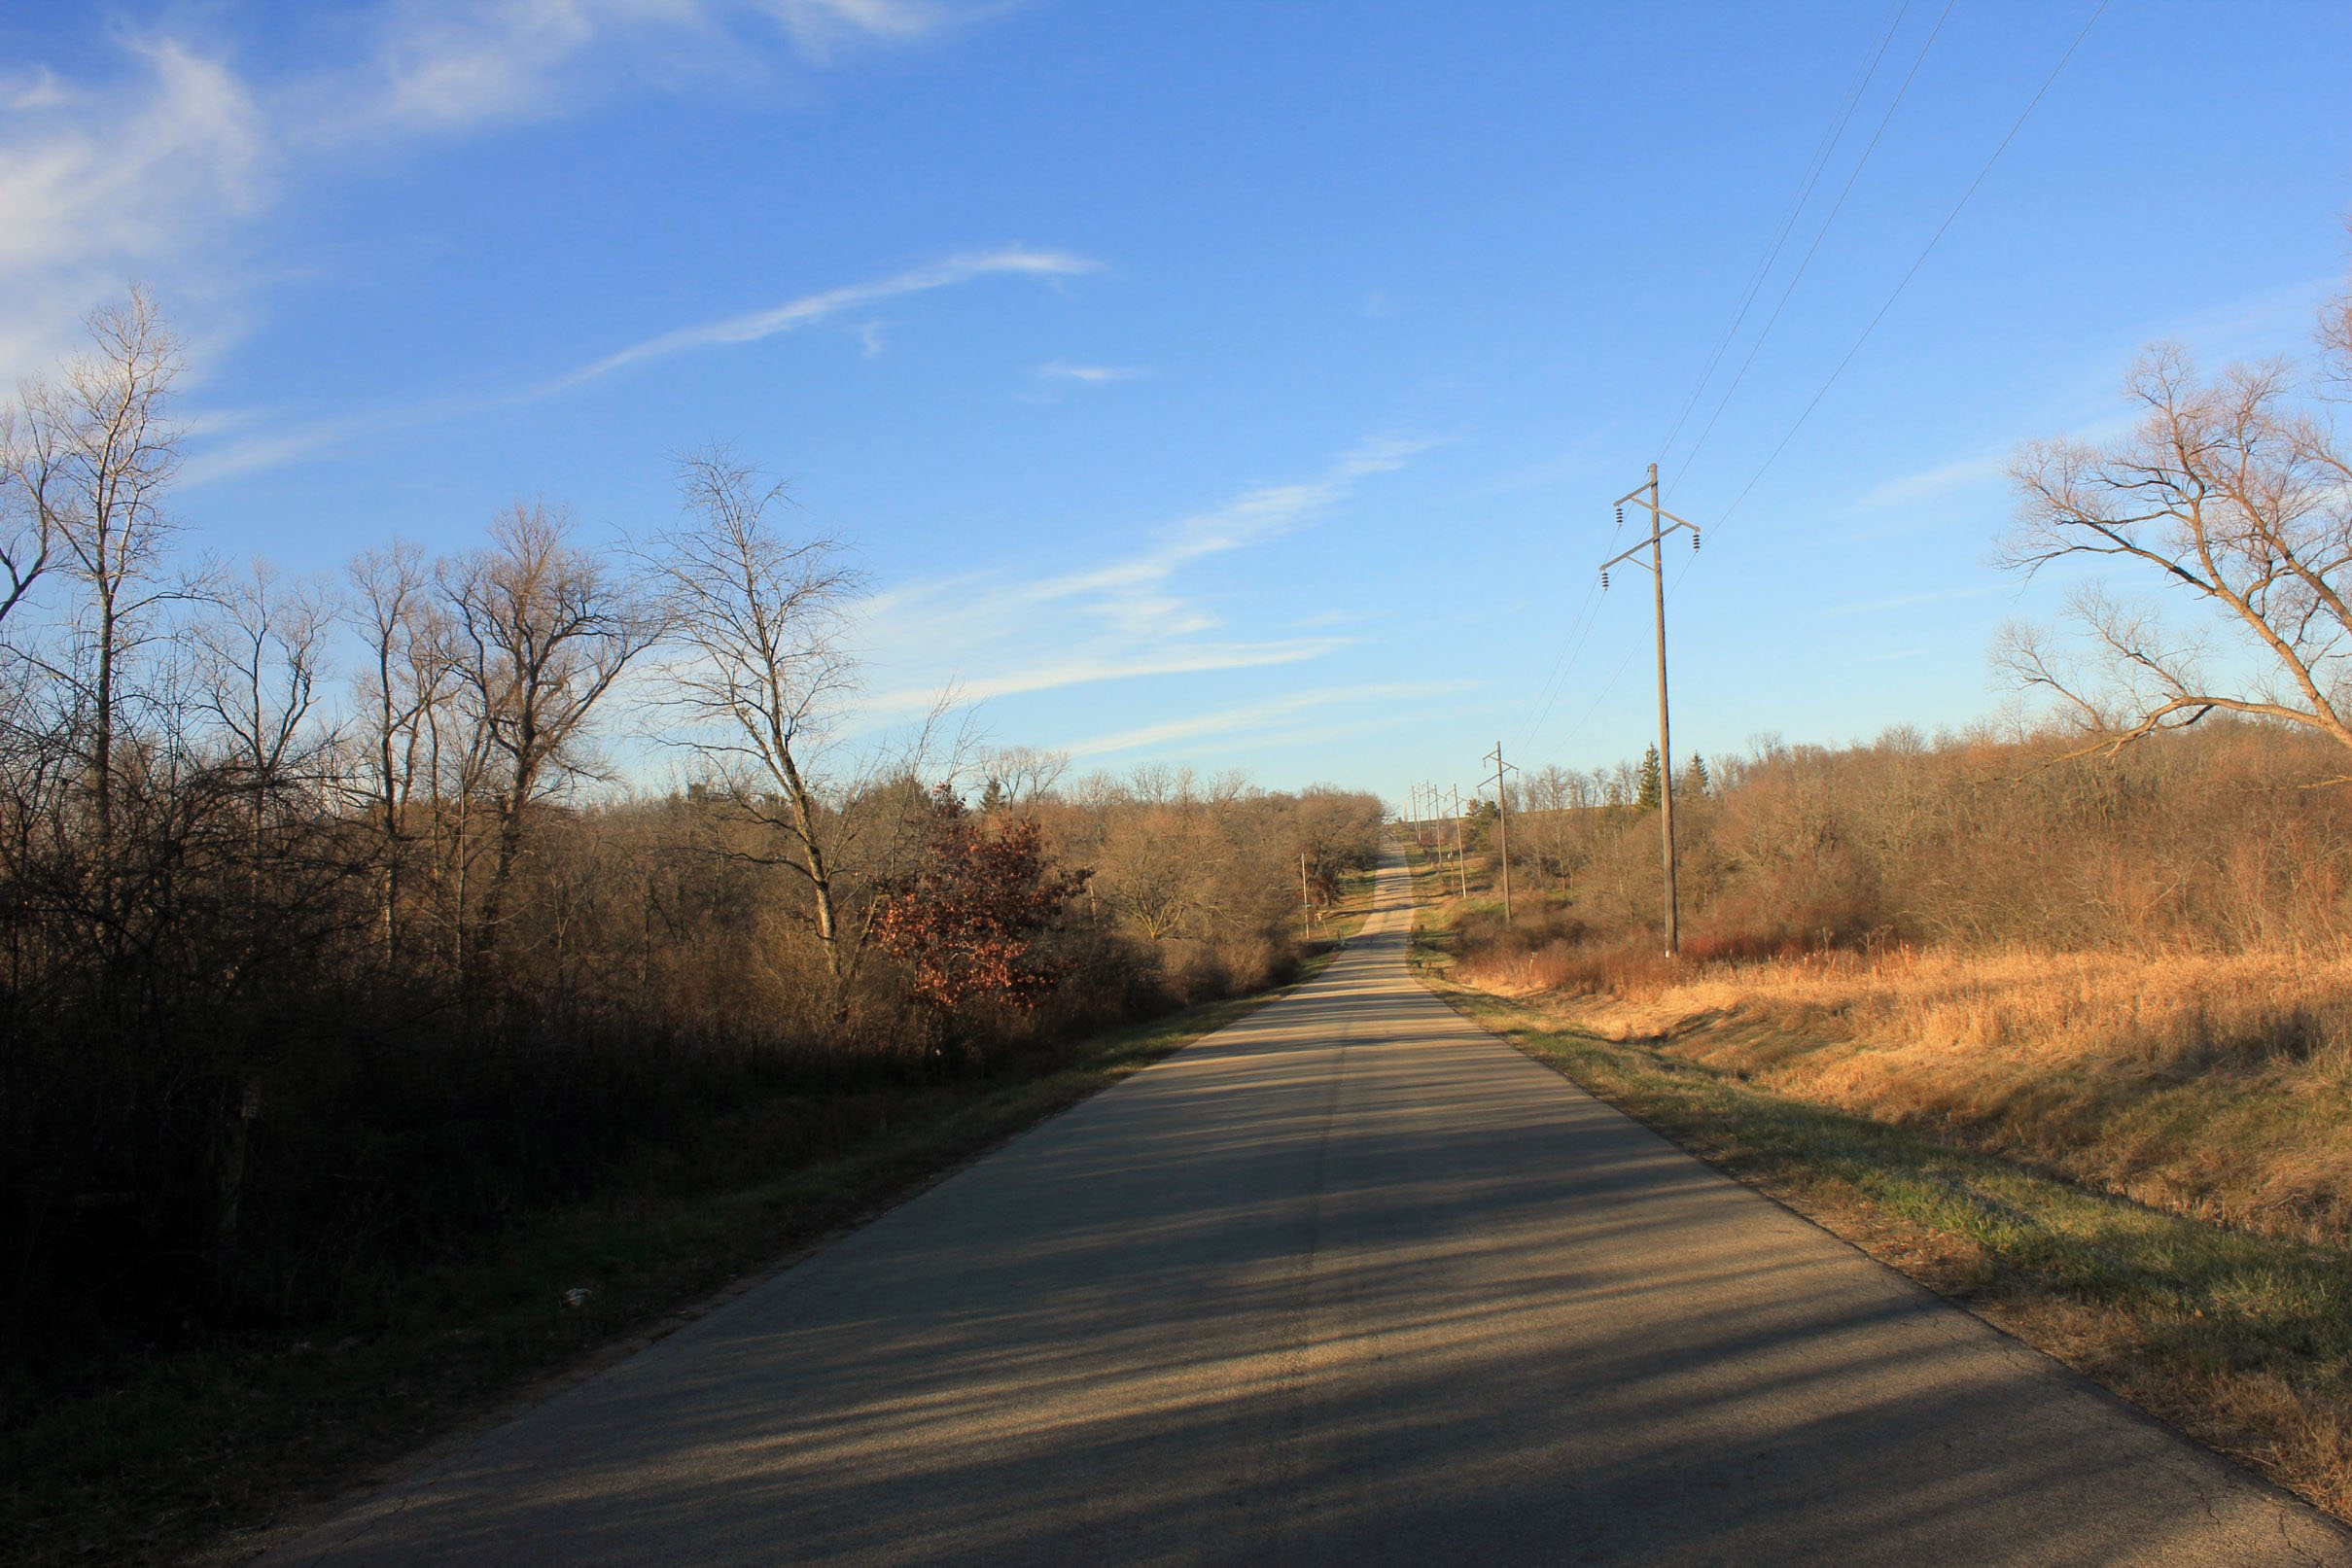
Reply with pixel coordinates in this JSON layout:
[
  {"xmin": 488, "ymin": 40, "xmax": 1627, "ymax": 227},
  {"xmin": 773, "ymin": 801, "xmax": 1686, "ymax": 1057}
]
[{"xmin": 6, "ymin": 0, "xmax": 2349, "ymax": 805}]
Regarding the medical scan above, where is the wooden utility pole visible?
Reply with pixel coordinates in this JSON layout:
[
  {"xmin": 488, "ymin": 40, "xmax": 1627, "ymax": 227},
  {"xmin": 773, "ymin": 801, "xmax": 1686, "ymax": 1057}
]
[
  {"xmin": 1601, "ymin": 462, "xmax": 1701, "ymax": 958},
  {"xmin": 1300, "ymin": 852, "xmax": 1313, "ymax": 944},
  {"xmin": 1484, "ymin": 742, "xmax": 1518, "ymax": 926},
  {"xmin": 1448, "ymin": 785, "xmax": 1470, "ymax": 900}
]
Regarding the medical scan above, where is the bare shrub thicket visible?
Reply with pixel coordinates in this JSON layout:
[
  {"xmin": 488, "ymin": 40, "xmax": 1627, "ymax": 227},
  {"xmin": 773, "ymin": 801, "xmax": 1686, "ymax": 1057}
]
[
  {"xmin": 0, "ymin": 301, "xmax": 1383, "ymax": 1358},
  {"xmin": 1456, "ymin": 719, "xmax": 2352, "ymax": 967}
]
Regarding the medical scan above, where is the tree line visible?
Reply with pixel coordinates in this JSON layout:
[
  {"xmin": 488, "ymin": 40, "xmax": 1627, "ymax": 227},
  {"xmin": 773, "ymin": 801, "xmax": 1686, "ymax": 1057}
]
[{"xmin": 0, "ymin": 294, "xmax": 1381, "ymax": 1350}]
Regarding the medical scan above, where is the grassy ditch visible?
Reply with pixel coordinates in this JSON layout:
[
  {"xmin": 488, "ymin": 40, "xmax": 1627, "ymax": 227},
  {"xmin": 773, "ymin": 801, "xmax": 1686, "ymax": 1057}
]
[
  {"xmin": 1457, "ymin": 935, "xmax": 2352, "ymax": 1249},
  {"xmin": 1398, "ymin": 844, "xmax": 2352, "ymax": 1522},
  {"xmin": 7, "ymin": 874, "xmax": 1378, "ymax": 1568}
]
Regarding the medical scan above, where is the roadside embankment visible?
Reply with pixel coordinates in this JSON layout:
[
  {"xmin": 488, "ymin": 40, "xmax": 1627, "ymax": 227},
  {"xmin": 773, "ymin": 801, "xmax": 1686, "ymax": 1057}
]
[
  {"xmin": 1461, "ymin": 939, "xmax": 2352, "ymax": 1248},
  {"xmin": 1401, "ymin": 845, "xmax": 2352, "ymax": 1522}
]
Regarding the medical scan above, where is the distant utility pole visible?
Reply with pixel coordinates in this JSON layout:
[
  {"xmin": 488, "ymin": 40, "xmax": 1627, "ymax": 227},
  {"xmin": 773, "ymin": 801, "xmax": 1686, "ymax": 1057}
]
[
  {"xmin": 1300, "ymin": 852, "xmax": 1313, "ymax": 944},
  {"xmin": 1484, "ymin": 742, "xmax": 1518, "ymax": 926},
  {"xmin": 1601, "ymin": 462, "xmax": 1701, "ymax": 958},
  {"xmin": 1448, "ymin": 785, "xmax": 1470, "ymax": 900}
]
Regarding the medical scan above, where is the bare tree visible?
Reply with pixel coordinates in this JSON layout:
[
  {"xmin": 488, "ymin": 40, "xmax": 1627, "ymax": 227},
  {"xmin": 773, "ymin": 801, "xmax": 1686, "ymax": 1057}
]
[
  {"xmin": 419, "ymin": 631, "xmax": 499, "ymax": 978},
  {"xmin": 188, "ymin": 559, "xmax": 336, "ymax": 853},
  {"xmin": 973, "ymin": 745, "xmax": 1070, "ymax": 815},
  {"xmin": 0, "ymin": 289, "xmax": 186, "ymax": 847},
  {"xmin": 1999, "ymin": 272, "xmax": 2352, "ymax": 778},
  {"xmin": 445, "ymin": 503, "xmax": 660, "ymax": 966},
  {"xmin": 1092, "ymin": 803, "xmax": 1207, "ymax": 940},
  {"xmin": 642, "ymin": 447, "xmax": 876, "ymax": 1011},
  {"xmin": 346, "ymin": 540, "xmax": 455, "ymax": 963},
  {"xmin": 0, "ymin": 417, "xmax": 53, "ymax": 634},
  {"xmin": 175, "ymin": 560, "xmax": 344, "ymax": 1264}
]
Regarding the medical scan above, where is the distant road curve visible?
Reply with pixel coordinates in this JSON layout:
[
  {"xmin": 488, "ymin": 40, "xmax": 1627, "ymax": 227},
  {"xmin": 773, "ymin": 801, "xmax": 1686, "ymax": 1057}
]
[{"xmin": 260, "ymin": 854, "xmax": 2351, "ymax": 1565}]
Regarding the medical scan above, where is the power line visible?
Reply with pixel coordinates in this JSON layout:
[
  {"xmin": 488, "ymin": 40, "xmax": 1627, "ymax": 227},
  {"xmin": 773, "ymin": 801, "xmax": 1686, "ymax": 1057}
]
[
  {"xmin": 1549, "ymin": 0, "xmax": 2107, "ymax": 760},
  {"xmin": 1703, "ymin": 0, "xmax": 2111, "ymax": 541},
  {"xmin": 1667, "ymin": 0, "xmax": 1956, "ymax": 500},
  {"xmin": 1517, "ymin": 574, "xmax": 1601, "ymax": 750},
  {"xmin": 1522, "ymin": 0, "xmax": 2103, "ymax": 782},
  {"xmin": 1510, "ymin": 1, "xmax": 1915, "ymax": 761},
  {"xmin": 1654, "ymin": 0, "xmax": 1913, "ymax": 469},
  {"xmin": 1554, "ymin": 637, "xmax": 1642, "ymax": 754},
  {"xmin": 1514, "ymin": 472, "xmax": 1627, "ymax": 753}
]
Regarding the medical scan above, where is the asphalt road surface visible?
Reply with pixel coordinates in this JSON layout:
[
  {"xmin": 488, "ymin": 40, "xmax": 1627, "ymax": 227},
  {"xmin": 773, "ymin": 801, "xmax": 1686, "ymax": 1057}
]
[{"xmin": 262, "ymin": 855, "xmax": 2351, "ymax": 1565}]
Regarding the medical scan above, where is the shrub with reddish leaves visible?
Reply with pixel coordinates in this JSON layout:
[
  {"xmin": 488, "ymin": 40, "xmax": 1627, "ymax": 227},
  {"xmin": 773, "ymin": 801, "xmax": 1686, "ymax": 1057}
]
[{"xmin": 874, "ymin": 787, "xmax": 1091, "ymax": 1026}]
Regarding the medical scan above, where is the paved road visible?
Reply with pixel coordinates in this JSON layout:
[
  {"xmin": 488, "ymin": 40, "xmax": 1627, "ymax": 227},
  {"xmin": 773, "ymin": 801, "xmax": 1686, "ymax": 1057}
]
[{"xmin": 263, "ymin": 855, "xmax": 2350, "ymax": 1565}]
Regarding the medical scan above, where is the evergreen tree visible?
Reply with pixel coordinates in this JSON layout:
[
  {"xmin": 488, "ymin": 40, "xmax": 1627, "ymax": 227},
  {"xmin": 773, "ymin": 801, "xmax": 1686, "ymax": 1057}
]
[
  {"xmin": 1680, "ymin": 753, "xmax": 1711, "ymax": 798},
  {"xmin": 1636, "ymin": 745, "xmax": 1662, "ymax": 811}
]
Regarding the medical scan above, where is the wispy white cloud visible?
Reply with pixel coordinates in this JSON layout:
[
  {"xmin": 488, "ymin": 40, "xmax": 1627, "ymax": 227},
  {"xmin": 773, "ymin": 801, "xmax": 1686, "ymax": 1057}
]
[
  {"xmin": 180, "ymin": 394, "xmax": 473, "ymax": 485},
  {"xmin": 2, "ymin": 67, "xmax": 73, "ymax": 113},
  {"xmin": 864, "ymin": 642, "xmax": 1348, "ymax": 722},
  {"xmin": 855, "ymin": 436, "xmax": 1432, "ymax": 719},
  {"xmin": 1843, "ymin": 277, "xmax": 2344, "ymax": 532},
  {"xmin": 543, "ymin": 248, "xmax": 1092, "ymax": 395},
  {"xmin": 1061, "ymin": 681, "xmax": 1464, "ymax": 758},
  {"xmin": 2134, "ymin": 274, "xmax": 2337, "ymax": 366},
  {"xmin": 182, "ymin": 247, "xmax": 1090, "ymax": 481},
  {"xmin": 1037, "ymin": 361, "xmax": 1144, "ymax": 384},
  {"xmin": 284, "ymin": 0, "xmax": 969, "ymax": 146},
  {"xmin": 1139, "ymin": 432, "xmax": 1433, "ymax": 573},
  {"xmin": 762, "ymin": 0, "xmax": 959, "ymax": 62},
  {"xmin": 0, "ymin": 1, "xmax": 984, "ymax": 383},
  {"xmin": 0, "ymin": 39, "xmax": 267, "ymax": 376},
  {"xmin": 1854, "ymin": 453, "xmax": 2005, "ymax": 511},
  {"xmin": 316, "ymin": 0, "xmax": 704, "ymax": 139}
]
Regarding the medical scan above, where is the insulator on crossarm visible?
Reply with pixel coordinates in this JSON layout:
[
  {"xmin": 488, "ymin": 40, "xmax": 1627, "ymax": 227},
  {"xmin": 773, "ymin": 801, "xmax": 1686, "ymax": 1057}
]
[
  {"xmin": 1600, "ymin": 569, "xmax": 1609, "ymax": 591},
  {"xmin": 1692, "ymin": 530, "xmax": 1702, "ymax": 553},
  {"xmin": 1615, "ymin": 504, "xmax": 1624, "ymax": 528}
]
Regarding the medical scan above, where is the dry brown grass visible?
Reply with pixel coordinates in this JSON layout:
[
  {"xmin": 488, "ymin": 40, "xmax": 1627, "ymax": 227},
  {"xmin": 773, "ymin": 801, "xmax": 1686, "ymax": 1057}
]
[
  {"xmin": 1460, "ymin": 940, "xmax": 2352, "ymax": 1247},
  {"xmin": 1429, "ymin": 970, "xmax": 2352, "ymax": 1522}
]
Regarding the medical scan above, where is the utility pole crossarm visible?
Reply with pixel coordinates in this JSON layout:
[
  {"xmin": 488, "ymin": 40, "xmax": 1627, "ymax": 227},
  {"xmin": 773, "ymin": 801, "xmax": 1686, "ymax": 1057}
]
[{"xmin": 1599, "ymin": 509, "xmax": 1699, "ymax": 575}]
